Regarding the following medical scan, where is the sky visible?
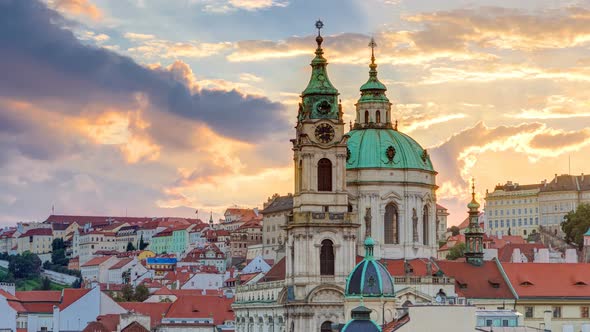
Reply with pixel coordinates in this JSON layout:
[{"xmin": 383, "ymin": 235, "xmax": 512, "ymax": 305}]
[{"xmin": 2, "ymin": 0, "xmax": 590, "ymax": 226}]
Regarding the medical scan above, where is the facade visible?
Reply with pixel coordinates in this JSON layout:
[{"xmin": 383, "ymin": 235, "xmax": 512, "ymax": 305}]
[
  {"xmin": 16, "ymin": 228, "xmax": 53, "ymax": 254},
  {"xmin": 230, "ymin": 219, "xmax": 262, "ymax": 261},
  {"xmin": 485, "ymin": 181, "xmax": 541, "ymax": 237},
  {"xmin": 261, "ymin": 194, "xmax": 292, "ymax": 261},
  {"xmin": 436, "ymin": 204, "xmax": 449, "ymax": 241},
  {"xmin": 539, "ymin": 174, "xmax": 590, "ymax": 236}
]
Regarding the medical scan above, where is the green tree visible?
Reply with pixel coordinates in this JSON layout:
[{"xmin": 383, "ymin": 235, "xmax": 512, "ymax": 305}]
[
  {"xmin": 134, "ymin": 284, "xmax": 150, "ymax": 302},
  {"xmin": 139, "ymin": 235, "xmax": 148, "ymax": 250},
  {"xmin": 562, "ymin": 203, "xmax": 590, "ymax": 249},
  {"xmin": 52, "ymin": 238, "xmax": 66, "ymax": 251},
  {"xmin": 51, "ymin": 248, "xmax": 68, "ymax": 266},
  {"xmin": 446, "ymin": 242, "xmax": 466, "ymax": 260},
  {"xmin": 41, "ymin": 276, "xmax": 51, "ymax": 290},
  {"xmin": 9, "ymin": 252, "xmax": 41, "ymax": 279},
  {"xmin": 449, "ymin": 226, "xmax": 460, "ymax": 236},
  {"xmin": 121, "ymin": 284, "xmax": 134, "ymax": 301},
  {"xmin": 126, "ymin": 242, "xmax": 136, "ymax": 252}
]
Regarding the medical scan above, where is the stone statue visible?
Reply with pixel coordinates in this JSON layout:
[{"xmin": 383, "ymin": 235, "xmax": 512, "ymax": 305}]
[
  {"xmin": 364, "ymin": 207, "xmax": 372, "ymax": 237},
  {"xmin": 412, "ymin": 208, "xmax": 419, "ymax": 243}
]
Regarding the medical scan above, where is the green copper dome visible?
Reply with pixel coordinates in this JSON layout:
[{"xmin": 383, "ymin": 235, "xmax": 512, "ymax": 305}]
[
  {"xmin": 346, "ymin": 129, "xmax": 434, "ymax": 171},
  {"xmin": 341, "ymin": 306, "xmax": 382, "ymax": 332},
  {"xmin": 345, "ymin": 237, "xmax": 395, "ymax": 298}
]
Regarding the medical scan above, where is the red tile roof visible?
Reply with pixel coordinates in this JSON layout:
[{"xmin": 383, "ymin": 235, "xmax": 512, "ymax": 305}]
[
  {"xmin": 95, "ymin": 314, "xmax": 120, "ymax": 332},
  {"xmin": 121, "ymin": 321, "xmax": 150, "ymax": 332},
  {"xmin": 436, "ymin": 260, "xmax": 515, "ymax": 299},
  {"xmin": 165, "ymin": 295, "xmax": 234, "ymax": 325},
  {"xmin": 497, "ymin": 243, "xmax": 546, "ymax": 262},
  {"xmin": 354, "ymin": 257, "xmax": 439, "ymax": 277},
  {"xmin": 108, "ymin": 258, "xmax": 134, "ymax": 270},
  {"xmin": 120, "ymin": 302, "xmax": 172, "ymax": 327},
  {"xmin": 59, "ymin": 288, "xmax": 91, "ymax": 310},
  {"xmin": 487, "ymin": 235, "xmax": 526, "ymax": 250},
  {"xmin": 19, "ymin": 228, "xmax": 53, "ymax": 237},
  {"xmin": 15, "ymin": 290, "xmax": 61, "ymax": 302},
  {"xmin": 82, "ymin": 256, "xmax": 113, "ymax": 267},
  {"xmin": 502, "ymin": 263, "xmax": 590, "ymax": 298},
  {"xmin": 82, "ymin": 321, "xmax": 111, "ymax": 332},
  {"xmin": 153, "ymin": 286, "xmax": 174, "ymax": 296},
  {"xmin": 262, "ymin": 258, "xmax": 285, "ymax": 282},
  {"xmin": 45, "ymin": 215, "xmax": 156, "ymax": 226}
]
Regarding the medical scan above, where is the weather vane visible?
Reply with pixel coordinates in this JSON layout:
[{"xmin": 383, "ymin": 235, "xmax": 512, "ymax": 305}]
[{"xmin": 315, "ymin": 19, "xmax": 324, "ymax": 36}]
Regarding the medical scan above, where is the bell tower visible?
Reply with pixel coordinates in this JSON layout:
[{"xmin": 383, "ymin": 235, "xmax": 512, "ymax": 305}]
[{"xmin": 284, "ymin": 21, "xmax": 359, "ymax": 331}]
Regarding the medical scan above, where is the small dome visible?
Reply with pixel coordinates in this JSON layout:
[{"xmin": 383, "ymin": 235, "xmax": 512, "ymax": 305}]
[
  {"xmin": 347, "ymin": 128, "xmax": 434, "ymax": 172},
  {"xmin": 341, "ymin": 306, "xmax": 381, "ymax": 332},
  {"xmin": 345, "ymin": 257, "xmax": 395, "ymax": 297}
]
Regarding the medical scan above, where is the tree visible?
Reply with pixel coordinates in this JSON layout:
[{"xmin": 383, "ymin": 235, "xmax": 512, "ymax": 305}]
[
  {"xmin": 121, "ymin": 284, "xmax": 134, "ymax": 301},
  {"xmin": 126, "ymin": 242, "xmax": 136, "ymax": 252},
  {"xmin": 52, "ymin": 238, "xmax": 66, "ymax": 251},
  {"xmin": 9, "ymin": 252, "xmax": 41, "ymax": 279},
  {"xmin": 134, "ymin": 284, "xmax": 150, "ymax": 302},
  {"xmin": 139, "ymin": 235, "xmax": 148, "ymax": 250},
  {"xmin": 51, "ymin": 248, "xmax": 68, "ymax": 266},
  {"xmin": 562, "ymin": 203, "xmax": 590, "ymax": 249},
  {"xmin": 446, "ymin": 242, "xmax": 466, "ymax": 260},
  {"xmin": 41, "ymin": 276, "xmax": 51, "ymax": 290},
  {"xmin": 449, "ymin": 226, "xmax": 460, "ymax": 236}
]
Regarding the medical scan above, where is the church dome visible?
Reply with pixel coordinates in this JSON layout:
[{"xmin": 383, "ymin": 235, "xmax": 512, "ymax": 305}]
[
  {"xmin": 345, "ymin": 238, "xmax": 395, "ymax": 297},
  {"xmin": 346, "ymin": 128, "xmax": 434, "ymax": 171},
  {"xmin": 341, "ymin": 306, "xmax": 381, "ymax": 332}
]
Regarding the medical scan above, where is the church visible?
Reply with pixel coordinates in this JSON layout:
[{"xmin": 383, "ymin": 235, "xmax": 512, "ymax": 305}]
[{"xmin": 233, "ymin": 21, "xmax": 441, "ymax": 331}]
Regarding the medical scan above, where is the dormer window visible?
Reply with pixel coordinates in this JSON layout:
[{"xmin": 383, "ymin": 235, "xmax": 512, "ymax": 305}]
[
  {"xmin": 520, "ymin": 281, "xmax": 534, "ymax": 286},
  {"xmin": 574, "ymin": 281, "xmax": 587, "ymax": 286}
]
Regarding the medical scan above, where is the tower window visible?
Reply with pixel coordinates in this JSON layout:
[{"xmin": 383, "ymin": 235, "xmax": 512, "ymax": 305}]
[
  {"xmin": 317, "ymin": 158, "xmax": 332, "ymax": 191},
  {"xmin": 364, "ymin": 110, "xmax": 369, "ymax": 124},
  {"xmin": 423, "ymin": 205, "xmax": 429, "ymax": 245},
  {"xmin": 321, "ymin": 321, "xmax": 333, "ymax": 332},
  {"xmin": 376, "ymin": 110, "xmax": 381, "ymax": 123},
  {"xmin": 384, "ymin": 203, "xmax": 399, "ymax": 244},
  {"xmin": 320, "ymin": 239, "xmax": 335, "ymax": 275}
]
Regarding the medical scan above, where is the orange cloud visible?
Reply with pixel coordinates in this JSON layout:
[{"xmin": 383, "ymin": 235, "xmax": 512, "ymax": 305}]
[{"xmin": 52, "ymin": 0, "xmax": 102, "ymax": 20}]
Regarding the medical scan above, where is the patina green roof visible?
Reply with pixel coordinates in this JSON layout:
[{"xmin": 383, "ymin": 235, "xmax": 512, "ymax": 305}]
[
  {"xmin": 345, "ymin": 236, "xmax": 395, "ymax": 298},
  {"xmin": 585, "ymin": 227, "xmax": 590, "ymax": 237},
  {"xmin": 358, "ymin": 38, "xmax": 388, "ymax": 103},
  {"xmin": 346, "ymin": 128, "xmax": 434, "ymax": 171},
  {"xmin": 301, "ymin": 36, "xmax": 338, "ymax": 96}
]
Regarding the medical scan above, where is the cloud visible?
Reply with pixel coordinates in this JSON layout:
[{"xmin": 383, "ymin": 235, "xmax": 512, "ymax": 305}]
[
  {"xmin": 127, "ymin": 39, "xmax": 233, "ymax": 59},
  {"xmin": 509, "ymin": 95, "xmax": 590, "ymax": 120},
  {"xmin": 0, "ymin": 0, "xmax": 288, "ymax": 142},
  {"xmin": 124, "ymin": 32, "xmax": 156, "ymax": 41},
  {"xmin": 198, "ymin": 0, "xmax": 289, "ymax": 13},
  {"xmin": 51, "ymin": 0, "xmax": 102, "ymax": 20}
]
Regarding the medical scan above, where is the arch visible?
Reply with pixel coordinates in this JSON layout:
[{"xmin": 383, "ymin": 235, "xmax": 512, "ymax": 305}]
[
  {"xmin": 320, "ymin": 239, "xmax": 335, "ymax": 275},
  {"xmin": 321, "ymin": 321, "xmax": 333, "ymax": 332},
  {"xmin": 384, "ymin": 203, "xmax": 399, "ymax": 244},
  {"xmin": 317, "ymin": 158, "xmax": 332, "ymax": 192},
  {"xmin": 364, "ymin": 110, "xmax": 369, "ymax": 124},
  {"xmin": 423, "ymin": 205, "xmax": 429, "ymax": 245},
  {"xmin": 376, "ymin": 110, "xmax": 381, "ymax": 123}
]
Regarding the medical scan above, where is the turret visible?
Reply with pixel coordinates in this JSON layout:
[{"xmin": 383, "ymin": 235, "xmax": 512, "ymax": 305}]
[{"xmin": 465, "ymin": 179, "xmax": 484, "ymax": 266}]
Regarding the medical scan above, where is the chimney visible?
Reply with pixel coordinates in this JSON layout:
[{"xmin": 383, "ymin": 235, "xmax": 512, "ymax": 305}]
[
  {"xmin": 555, "ymin": 174, "xmax": 558, "ymax": 183},
  {"xmin": 582, "ymin": 173, "xmax": 585, "ymax": 182},
  {"xmin": 543, "ymin": 310, "xmax": 552, "ymax": 331},
  {"xmin": 512, "ymin": 248, "xmax": 522, "ymax": 263},
  {"xmin": 52, "ymin": 305, "xmax": 60, "ymax": 332}
]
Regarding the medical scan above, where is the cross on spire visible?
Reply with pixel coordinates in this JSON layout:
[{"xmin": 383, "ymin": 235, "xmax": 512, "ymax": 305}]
[
  {"xmin": 315, "ymin": 19, "xmax": 324, "ymax": 36},
  {"xmin": 369, "ymin": 37, "xmax": 377, "ymax": 65},
  {"xmin": 471, "ymin": 177, "xmax": 476, "ymax": 198}
]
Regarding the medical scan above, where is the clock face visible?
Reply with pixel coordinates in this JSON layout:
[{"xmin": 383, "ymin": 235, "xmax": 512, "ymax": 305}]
[
  {"xmin": 316, "ymin": 100, "xmax": 332, "ymax": 115},
  {"xmin": 315, "ymin": 123, "xmax": 335, "ymax": 143}
]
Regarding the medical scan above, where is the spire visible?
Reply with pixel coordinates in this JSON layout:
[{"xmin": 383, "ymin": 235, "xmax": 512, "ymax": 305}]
[
  {"xmin": 359, "ymin": 37, "xmax": 387, "ymax": 94},
  {"xmin": 465, "ymin": 177, "xmax": 484, "ymax": 266},
  {"xmin": 301, "ymin": 19, "xmax": 337, "ymax": 96},
  {"xmin": 368, "ymin": 37, "xmax": 378, "ymax": 78},
  {"xmin": 299, "ymin": 20, "xmax": 339, "ymax": 121}
]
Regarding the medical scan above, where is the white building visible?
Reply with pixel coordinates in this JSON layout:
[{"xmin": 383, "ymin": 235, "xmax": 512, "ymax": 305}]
[{"xmin": 485, "ymin": 181, "xmax": 541, "ymax": 238}]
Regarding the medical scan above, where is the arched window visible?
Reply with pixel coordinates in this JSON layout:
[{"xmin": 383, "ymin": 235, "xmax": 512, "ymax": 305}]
[
  {"xmin": 384, "ymin": 203, "xmax": 399, "ymax": 244},
  {"xmin": 364, "ymin": 110, "xmax": 369, "ymax": 124},
  {"xmin": 317, "ymin": 158, "xmax": 332, "ymax": 191},
  {"xmin": 297, "ymin": 160, "xmax": 303, "ymax": 191},
  {"xmin": 376, "ymin": 110, "xmax": 381, "ymax": 123},
  {"xmin": 321, "ymin": 321, "xmax": 333, "ymax": 332},
  {"xmin": 320, "ymin": 239, "xmax": 334, "ymax": 275},
  {"xmin": 423, "ymin": 205, "xmax": 429, "ymax": 245}
]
